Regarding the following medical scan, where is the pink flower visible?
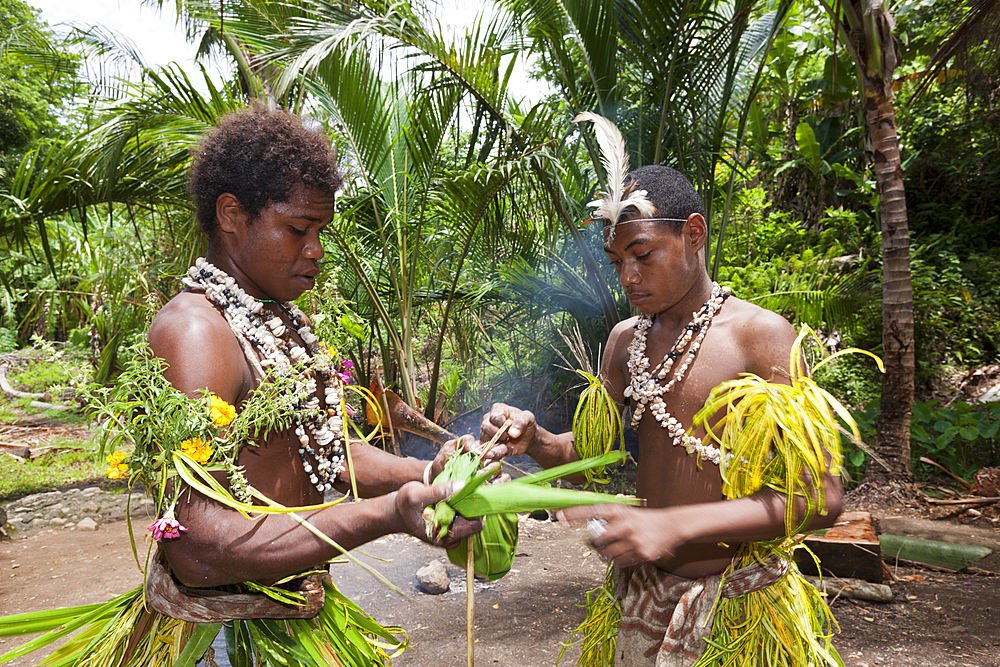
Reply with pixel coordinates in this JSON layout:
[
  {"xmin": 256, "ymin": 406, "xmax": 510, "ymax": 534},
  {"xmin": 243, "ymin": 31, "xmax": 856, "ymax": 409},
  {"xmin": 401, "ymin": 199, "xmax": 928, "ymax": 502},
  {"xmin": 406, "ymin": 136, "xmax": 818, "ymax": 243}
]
[
  {"xmin": 335, "ymin": 359, "xmax": 354, "ymax": 383},
  {"xmin": 344, "ymin": 403, "xmax": 357, "ymax": 418},
  {"xmin": 148, "ymin": 514, "xmax": 188, "ymax": 541}
]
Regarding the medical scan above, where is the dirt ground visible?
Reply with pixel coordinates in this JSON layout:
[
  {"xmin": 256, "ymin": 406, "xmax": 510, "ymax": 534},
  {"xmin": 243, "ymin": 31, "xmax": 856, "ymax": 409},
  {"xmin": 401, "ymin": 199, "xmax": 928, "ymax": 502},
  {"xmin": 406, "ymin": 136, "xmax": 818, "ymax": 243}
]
[{"xmin": 1, "ymin": 506, "xmax": 998, "ymax": 667}]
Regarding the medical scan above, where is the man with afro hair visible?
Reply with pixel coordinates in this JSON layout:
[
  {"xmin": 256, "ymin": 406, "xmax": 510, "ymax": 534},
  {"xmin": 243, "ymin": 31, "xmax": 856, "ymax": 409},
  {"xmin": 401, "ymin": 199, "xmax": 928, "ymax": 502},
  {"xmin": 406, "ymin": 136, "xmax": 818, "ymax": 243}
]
[{"xmin": 149, "ymin": 106, "xmax": 484, "ymax": 595}]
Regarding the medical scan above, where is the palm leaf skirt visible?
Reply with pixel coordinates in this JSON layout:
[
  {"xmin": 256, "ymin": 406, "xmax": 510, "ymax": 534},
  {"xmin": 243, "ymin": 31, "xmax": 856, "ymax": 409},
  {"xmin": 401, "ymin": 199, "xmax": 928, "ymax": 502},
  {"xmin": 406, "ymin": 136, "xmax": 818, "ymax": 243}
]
[{"xmin": 0, "ymin": 579, "xmax": 404, "ymax": 667}]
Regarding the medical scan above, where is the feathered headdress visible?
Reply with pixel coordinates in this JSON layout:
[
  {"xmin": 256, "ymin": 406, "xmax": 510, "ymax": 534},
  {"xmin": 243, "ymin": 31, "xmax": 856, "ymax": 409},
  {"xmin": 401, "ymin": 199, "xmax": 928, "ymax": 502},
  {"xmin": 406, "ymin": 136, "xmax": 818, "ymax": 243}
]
[{"xmin": 573, "ymin": 112, "xmax": 655, "ymax": 239}]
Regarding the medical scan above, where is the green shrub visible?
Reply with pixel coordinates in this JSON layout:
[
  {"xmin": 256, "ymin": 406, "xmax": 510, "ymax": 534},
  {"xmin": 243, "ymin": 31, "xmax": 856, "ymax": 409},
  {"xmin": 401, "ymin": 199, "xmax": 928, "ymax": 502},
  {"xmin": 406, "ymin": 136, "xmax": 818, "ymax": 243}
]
[
  {"xmin": 844, "ymin": 400, "xmax": 1000, "ymax": 484},
  {"xmin": 0, "ymin": 328, "xmax": 17, "ymax": 353},
  {"xmin": 5, "ymin": 338, "xmax": 93, "ymax": 397}
]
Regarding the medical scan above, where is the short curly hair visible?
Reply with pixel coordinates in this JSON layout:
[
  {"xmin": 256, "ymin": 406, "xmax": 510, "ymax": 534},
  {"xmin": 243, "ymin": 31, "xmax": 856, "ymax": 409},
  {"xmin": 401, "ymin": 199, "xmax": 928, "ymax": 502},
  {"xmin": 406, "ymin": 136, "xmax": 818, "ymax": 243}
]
[
  {"xmin": 188, "ymin": 106, "xmax": 343, "ymax": 239},
  {"xmin": 616, "ymin": 165, "xmax": 705, "ymax": 233}
]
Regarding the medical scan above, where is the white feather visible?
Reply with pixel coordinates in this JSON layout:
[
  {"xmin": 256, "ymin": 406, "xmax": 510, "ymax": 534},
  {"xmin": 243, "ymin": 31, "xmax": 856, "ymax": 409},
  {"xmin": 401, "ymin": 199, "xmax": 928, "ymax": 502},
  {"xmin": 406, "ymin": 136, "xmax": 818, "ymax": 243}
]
[{"xmin": 573, "ymin": 112, "xmax": 655, "ymax": 233}]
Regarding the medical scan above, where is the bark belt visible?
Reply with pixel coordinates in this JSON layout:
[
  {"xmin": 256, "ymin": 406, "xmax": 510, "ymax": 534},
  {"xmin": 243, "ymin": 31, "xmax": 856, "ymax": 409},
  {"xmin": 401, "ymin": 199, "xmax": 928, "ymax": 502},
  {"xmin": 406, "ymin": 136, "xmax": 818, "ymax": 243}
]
[{"xmin": 144, "ymin": 553, "xmax": 326, "ymax": 623}]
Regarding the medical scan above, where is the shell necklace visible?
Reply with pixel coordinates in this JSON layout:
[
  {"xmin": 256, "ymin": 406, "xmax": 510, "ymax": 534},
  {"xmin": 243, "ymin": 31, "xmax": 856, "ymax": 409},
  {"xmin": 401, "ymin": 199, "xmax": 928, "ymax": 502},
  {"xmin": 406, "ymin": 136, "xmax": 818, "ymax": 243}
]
[
  {"xmin": 624, "ymin": 283, "xmax": 730, "ymax": 464},
  {"xmin": 183, "ymin": 257, "xmax": 346, "ymax": 494}
]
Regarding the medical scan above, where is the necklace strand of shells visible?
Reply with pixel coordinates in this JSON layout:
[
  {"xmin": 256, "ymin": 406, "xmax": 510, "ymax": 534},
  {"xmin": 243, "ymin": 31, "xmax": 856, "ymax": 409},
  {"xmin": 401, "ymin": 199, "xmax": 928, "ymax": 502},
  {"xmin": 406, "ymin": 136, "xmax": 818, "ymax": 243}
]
[
  {"xmin": 183, "ymin": 257, "xmax": 346, "ymax": 494},
  {"xmin": 624, "ymin": 283, "xmax": 731, "ymax": 465}
]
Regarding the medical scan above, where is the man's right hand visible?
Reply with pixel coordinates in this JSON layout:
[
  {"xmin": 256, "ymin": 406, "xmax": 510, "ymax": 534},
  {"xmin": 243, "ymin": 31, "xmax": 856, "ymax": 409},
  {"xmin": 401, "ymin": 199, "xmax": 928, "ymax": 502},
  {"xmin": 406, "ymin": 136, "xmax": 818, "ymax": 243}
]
[
  {"xmin": 481, "ymin": 402, "xmax": 537, "ymax": 458},
  {"xmin": 394, "ymin": 481, "xmax": 482, "ymax": 550}
]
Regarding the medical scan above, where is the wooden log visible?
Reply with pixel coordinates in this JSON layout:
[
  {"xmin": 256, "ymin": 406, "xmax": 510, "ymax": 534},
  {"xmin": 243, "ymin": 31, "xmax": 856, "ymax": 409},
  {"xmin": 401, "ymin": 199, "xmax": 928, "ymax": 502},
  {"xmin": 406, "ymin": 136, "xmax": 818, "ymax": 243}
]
[
  {"xmin": 28, "ymin": 400, "xmax": 72, "ymax": 412},
  {"xmin": 795, "ymin": 511, "xmax": 884, "ymax": 583},
  {"xmin": 2, "ymin": 447, "xmax": 30, "ymax": 459},
  {"xmin": 0, "ymin": 363, "xmax": 49, "ymax": 400},
  {"xmin": 926, "ymin": 496, "xmax": 1000, "ymax": 506},
  {"xmin": 803, "ymin": 575, "xmax": 893, "ymax": 602}
]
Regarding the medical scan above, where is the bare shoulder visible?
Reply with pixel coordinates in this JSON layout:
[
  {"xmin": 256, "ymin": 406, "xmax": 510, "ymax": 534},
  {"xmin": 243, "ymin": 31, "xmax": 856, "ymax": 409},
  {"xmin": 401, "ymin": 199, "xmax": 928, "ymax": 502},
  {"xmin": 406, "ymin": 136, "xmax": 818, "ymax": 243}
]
[
  {"xmin": 148, "ymin": 291, "xmax": 249, "ymax": 403},
  {"xmin": 599, "ymin": 316, "xmax": 641, "ymax": 401},
  {"xmin": 718, "ymin": 297, "xmax": 798, "ymax": 382},
  {"xmin": 604, "ymin": 316, "xmax": 641, "ymax": 367}
]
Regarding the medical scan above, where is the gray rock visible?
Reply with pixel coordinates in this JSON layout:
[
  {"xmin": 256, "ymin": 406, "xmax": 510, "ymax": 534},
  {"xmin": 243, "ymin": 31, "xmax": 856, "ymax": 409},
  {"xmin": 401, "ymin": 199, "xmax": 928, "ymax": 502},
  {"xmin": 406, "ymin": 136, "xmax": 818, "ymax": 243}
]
[
  {"xmin": 80, "ymin": 487, "xmax": 102, "ymax": 497},
  {"xmin": 49, "ymin": 517, "xmax": 67, "ymax": 526},
  {"xmin": 19, "ymin": 491, "xmax": 65, "ymax": 510},
  {"xmin": 78, "ymin": 501, "xmax": 100, "ymax": 514},
  {"xmin": 416, "ymin": 559, "xmax": 451, "ymax": 595},
  {"xmin": 76, "ymin": 517, "xmax": 99, "ymax": 531}
]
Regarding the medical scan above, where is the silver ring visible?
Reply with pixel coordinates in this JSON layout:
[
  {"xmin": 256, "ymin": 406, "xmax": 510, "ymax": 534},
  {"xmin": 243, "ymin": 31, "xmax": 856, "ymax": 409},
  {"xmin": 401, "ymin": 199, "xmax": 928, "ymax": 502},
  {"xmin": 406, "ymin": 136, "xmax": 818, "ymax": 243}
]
[{"xmin": 587, "ymin": 518, "xmax": 608, "ymax": 540}]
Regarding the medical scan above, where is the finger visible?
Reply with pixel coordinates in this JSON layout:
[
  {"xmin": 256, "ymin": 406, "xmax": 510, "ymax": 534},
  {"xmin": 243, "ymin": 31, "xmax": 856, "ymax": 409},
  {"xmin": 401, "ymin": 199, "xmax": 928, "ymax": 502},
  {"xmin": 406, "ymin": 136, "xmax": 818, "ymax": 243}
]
[
  {"xmin": 481, "ymin": 443, "xmax": 507, "ymax": 461},
  {"xmin": 557, "ymin": 504, "xmax": 614, "ymax": 525},
  {"xmin": 440, "ymin": 438, "xmax": 459, "ymax": 456},
  {"xmin": 426, "ymin": 480, "xmax": 465, "ymax": 503},
  {"xmin": 507, "ymin": 411, "xmax": 533, "ymax": 440},
  {"xmin": 438, "ymin": 517, "xmax": 483, "ymax": 548}
]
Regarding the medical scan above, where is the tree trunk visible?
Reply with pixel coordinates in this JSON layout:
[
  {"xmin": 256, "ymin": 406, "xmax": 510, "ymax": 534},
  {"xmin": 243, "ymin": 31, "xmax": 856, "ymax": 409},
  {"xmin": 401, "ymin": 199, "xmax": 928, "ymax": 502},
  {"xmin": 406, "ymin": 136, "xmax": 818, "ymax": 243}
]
[{"xmin": 863, "ymin": 54, "xmax": 915, "ymax": 483}]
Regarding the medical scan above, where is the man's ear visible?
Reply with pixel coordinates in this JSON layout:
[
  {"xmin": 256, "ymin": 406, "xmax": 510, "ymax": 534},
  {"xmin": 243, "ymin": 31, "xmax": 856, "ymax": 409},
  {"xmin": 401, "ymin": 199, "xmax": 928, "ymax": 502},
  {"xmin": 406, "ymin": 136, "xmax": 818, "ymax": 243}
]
[
  {"xmin": 216, "ymin": 193, "xmax": 245, "ymax": 234},
  {"xmin": 684, "ymin": 213, "xmax": 708, "ymax": 251}
]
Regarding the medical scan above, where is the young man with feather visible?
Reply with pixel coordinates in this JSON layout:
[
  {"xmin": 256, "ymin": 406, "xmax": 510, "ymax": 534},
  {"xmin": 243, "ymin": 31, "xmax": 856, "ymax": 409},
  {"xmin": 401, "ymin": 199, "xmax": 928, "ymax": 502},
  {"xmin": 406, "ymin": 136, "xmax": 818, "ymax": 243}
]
[{"xmin": 482, "ymin": 114, "xmax": 848, "ymax": 667}]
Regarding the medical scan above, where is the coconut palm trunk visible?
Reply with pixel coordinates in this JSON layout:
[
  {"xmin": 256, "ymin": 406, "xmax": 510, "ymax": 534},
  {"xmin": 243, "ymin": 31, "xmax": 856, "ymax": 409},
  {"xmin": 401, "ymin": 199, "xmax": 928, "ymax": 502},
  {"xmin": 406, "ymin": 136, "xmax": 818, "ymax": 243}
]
[
  {"xmin": 866, "ymin": 93, "xmax": 914, "ymax": 482},
  {"xmin": 824, "ymin": 0, "xmax": 915, "ymax": 482}
]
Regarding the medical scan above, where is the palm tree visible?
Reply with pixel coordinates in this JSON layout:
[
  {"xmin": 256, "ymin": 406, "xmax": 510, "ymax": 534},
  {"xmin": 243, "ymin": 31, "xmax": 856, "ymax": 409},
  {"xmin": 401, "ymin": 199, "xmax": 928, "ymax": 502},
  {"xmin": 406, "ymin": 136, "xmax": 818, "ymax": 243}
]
[
  {"xmin": 817, "ymin": 0, "xmax": 915, "ymax": 484},
  {"xmin": 503, "ymin": 0, "xmax": 793, "ymax": 278}
]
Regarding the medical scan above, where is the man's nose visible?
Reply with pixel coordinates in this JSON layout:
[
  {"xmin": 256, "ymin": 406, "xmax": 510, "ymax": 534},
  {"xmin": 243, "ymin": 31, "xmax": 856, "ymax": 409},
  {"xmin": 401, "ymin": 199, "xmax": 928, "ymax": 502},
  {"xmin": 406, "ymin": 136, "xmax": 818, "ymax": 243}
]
[
  {"xmin": 620, "ymin": 260, "xmax": 640, "ymax": 285},
  {"xmin": 303, "ymin": 231, "xmax": 325, "ymax": 261}
]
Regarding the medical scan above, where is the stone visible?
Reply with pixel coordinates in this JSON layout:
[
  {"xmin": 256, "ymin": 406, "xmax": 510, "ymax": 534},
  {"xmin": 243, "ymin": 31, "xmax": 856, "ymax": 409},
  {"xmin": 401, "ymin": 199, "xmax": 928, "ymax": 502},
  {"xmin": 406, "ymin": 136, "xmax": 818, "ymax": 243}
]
[
  {"xmin": 49, "ymin": 517, "xmax": 67, "ymax": 527},
  {"xmin": 81, "ymin": 487, "xmax": 102, "ymax": 497},
  {"xmin": 76, "ymin": 517, "xmax": 99, "ymax": 532},
  {"xmin": 78, "ymin": 501, "xmax": 101, "ymax": 514},
  {"xmin": 416, "ymin": 560, "xmax": 451, "ymax": 595},
  {"xmin": 19, "ymin": 491, "xmax": 64, "ymax": 510}
]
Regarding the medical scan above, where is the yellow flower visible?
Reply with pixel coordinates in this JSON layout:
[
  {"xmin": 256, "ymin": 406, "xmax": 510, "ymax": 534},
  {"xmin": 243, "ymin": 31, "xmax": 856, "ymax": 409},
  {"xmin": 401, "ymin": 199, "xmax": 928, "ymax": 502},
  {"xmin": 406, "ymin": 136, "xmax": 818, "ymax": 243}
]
[
  {"xmin": 208, "ymin": 395, "xmax": 236, "ymax": 427},
  {"xmin": 180, "ymin": 437, "xmax": 214, "ymax": 465},
  {"xmin": 106, "ymin": 451, "xmax": 129, "ymax": 480}
]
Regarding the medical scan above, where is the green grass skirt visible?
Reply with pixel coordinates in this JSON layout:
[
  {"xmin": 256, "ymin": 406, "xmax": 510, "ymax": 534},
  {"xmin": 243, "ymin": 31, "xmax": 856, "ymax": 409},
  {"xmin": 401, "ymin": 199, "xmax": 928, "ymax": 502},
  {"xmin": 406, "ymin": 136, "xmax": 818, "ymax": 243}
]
[{"xmin": 0, "ymin": 579, "xmax": 405, "ymax": 667}]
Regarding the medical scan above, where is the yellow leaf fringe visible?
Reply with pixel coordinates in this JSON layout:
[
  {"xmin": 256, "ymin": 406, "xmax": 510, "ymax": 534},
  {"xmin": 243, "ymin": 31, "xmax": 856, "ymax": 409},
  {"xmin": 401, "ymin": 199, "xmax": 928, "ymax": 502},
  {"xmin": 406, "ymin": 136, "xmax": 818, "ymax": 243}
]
[{"xmin": 569, "ymin": 326, "xmax": 881, "ymax": 667}]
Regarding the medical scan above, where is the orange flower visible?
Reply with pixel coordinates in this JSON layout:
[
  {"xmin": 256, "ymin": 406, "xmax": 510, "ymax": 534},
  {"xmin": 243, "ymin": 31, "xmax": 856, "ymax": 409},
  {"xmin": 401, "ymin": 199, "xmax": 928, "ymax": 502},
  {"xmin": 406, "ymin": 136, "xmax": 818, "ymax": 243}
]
[
  {"xmin": 208, "ymin": 395, "xmax": 236, "ymax": 427},
  {"xmin": 106, "ymin": 451, "xmax": 129, "ymax": 480},
  {"xmin": 180, "ymin": 437, "xmax": 214, "ymax": 464}
]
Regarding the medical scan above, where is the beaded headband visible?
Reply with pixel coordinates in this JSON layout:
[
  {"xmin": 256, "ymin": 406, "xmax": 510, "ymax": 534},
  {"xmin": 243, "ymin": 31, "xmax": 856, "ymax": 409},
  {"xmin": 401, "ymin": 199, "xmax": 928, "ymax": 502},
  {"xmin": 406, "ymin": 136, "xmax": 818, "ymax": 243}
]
[{"xmin": 573, "ymin": 112, "xmax": 655, "ymax": 240}]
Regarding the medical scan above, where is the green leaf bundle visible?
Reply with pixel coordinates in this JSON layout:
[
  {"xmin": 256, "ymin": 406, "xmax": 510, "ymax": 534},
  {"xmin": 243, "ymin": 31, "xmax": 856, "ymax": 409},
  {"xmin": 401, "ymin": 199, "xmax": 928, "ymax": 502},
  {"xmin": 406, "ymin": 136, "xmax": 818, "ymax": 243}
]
[{"xmin": 427, "ymin": 450, "xmax": 641, "ymax": 581}]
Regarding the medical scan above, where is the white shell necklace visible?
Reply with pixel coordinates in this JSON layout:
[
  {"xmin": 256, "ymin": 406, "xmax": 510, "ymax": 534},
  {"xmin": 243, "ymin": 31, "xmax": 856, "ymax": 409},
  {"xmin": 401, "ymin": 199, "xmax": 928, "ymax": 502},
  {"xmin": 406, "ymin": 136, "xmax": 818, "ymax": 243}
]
[
  {"xmin": 624, "ymin": 282, "xmax": 730, "ymax": 465},
  {"xmin": 183, "ymin": 257, "xmax": 346, "ymax": 494}
]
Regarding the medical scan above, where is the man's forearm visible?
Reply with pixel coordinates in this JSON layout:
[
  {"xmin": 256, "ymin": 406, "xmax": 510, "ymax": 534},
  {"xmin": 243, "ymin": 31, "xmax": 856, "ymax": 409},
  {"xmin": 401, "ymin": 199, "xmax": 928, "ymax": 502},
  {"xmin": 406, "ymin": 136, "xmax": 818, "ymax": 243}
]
[
  {"xmin": 337, "ymin": 440, "xmax": 426, "ymax": 497},
  {"xmin": 653, "ymin": 476, "xmax": 843, "ymax": 568},
  {"xmin": 526, "ymin": 428, "xmax": 583, "ymax": 482},
  {"xmin": 164, "ymin": 491, "xmax": 404, "ymax": 587}
]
